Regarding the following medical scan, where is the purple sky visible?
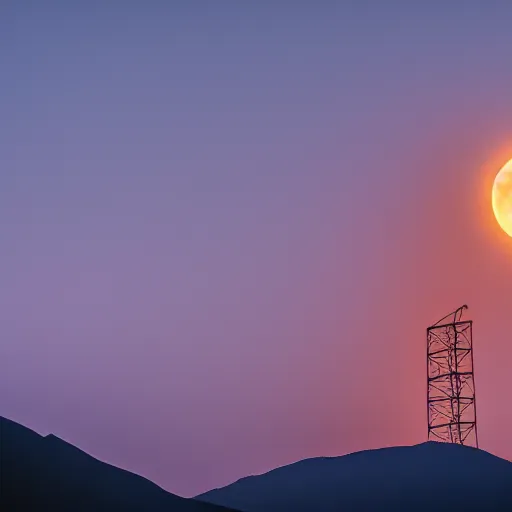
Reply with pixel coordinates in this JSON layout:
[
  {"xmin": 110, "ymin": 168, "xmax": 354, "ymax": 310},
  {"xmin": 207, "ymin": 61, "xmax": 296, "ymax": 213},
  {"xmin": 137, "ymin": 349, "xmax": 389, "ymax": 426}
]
[{"xmin": 2, "ymin": 2, "xmax": 512, "ymax": 497}]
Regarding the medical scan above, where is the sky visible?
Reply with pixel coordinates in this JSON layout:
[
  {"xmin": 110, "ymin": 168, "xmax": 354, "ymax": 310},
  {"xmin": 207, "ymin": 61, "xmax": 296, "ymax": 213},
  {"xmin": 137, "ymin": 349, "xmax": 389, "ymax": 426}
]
[{"xmin": 2, "ymin": 1, "xmax": 512, "ymax": 497}]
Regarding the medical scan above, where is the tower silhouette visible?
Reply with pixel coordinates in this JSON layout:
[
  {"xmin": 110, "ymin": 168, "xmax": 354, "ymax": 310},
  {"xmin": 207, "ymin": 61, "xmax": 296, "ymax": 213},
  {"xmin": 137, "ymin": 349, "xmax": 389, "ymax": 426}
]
[{"xmin": 427, "ymin": 305, "xmax": 478, "ymax": 447}]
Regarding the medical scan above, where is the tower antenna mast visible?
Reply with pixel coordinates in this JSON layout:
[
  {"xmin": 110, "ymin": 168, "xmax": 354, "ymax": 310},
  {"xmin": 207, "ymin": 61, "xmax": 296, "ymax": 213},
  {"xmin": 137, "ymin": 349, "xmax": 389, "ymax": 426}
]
[{"xmin": 427, "ymin": 305, "xmax": 478, "ymax": 447}]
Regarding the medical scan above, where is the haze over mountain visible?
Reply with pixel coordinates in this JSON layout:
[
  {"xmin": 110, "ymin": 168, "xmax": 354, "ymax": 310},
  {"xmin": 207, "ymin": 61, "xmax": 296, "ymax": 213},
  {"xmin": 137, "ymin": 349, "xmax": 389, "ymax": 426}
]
[
  {"xmin": 197, "ymin": 441, "xmax": 512, "ymax": 512},
  {"xmin": 0, "ymin": 416, "xmax": 237, "ymax": 512}
]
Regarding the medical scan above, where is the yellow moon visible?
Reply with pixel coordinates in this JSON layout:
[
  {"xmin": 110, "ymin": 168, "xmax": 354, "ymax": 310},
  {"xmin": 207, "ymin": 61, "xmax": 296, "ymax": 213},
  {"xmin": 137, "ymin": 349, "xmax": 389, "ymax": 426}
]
[{"xmin": 492, "ymin": 158, "xmax": 512, "ymax": 237}]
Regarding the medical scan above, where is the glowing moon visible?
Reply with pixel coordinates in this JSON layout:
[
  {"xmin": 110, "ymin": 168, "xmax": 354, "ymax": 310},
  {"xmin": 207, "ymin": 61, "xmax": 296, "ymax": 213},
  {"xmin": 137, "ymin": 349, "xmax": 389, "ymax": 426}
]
[{"xmin": 492, "ymin": 158, "xmax": 512, "ymax": 237}]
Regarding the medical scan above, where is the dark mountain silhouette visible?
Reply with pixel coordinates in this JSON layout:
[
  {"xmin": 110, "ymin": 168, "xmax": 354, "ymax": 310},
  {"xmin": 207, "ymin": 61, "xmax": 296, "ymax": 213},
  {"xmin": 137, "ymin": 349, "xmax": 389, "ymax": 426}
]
[
  {"xmin": 197, "ymin": 441, "xmax": 512, "ymax": 511},
  {"xmin": 0, "ymin": 416, "xmax": 238, "ymax": 512}
]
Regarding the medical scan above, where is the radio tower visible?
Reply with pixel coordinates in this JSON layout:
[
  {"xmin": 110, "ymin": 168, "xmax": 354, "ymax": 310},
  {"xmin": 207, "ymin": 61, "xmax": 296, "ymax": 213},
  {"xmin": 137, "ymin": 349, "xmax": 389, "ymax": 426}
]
[{"xmin": 427, "ymin": 305, "xmax": 478, "ymax": 447}]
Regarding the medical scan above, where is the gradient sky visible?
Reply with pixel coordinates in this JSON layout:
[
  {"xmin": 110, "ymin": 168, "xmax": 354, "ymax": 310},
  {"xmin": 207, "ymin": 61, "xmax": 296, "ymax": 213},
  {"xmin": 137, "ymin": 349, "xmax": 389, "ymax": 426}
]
[{"xmin": 3, "ymin": 2, "xmax": 512, "ymax": 497}]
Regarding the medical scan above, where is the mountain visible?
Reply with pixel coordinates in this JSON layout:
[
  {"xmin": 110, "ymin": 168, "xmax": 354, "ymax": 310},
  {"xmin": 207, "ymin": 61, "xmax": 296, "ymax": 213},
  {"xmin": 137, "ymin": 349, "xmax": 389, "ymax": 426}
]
[
  {"xmin": 0, "ymin": 416, "xmax": 237, "ymax": 512},
  {"xmin": 197, "ymin": 441, "xmax": 512, "ymax": 511}
]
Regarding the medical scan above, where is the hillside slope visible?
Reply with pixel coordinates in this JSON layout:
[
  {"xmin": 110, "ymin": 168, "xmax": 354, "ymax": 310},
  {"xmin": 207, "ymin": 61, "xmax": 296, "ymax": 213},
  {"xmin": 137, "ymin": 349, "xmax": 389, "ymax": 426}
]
[
  {"xmin": 197, "ymin": 441, "xmax": 512, "ymax": 511},
  {"xmin": 0, "ymin": 416, "xmax": 237, "ymax": 512}
]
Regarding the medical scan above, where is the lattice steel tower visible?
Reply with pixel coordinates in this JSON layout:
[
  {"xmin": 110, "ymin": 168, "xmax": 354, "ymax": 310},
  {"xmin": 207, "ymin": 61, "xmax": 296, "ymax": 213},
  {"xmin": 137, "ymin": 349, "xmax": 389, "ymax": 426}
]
[{"xmin": 427, "ymin": 305, "xmax": 478, "ymax": 447}]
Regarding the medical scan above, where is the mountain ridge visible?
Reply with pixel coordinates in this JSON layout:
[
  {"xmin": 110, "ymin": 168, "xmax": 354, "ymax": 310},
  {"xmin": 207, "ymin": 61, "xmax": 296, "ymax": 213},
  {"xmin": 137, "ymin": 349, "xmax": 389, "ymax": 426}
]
[
  {"xmin": 197, "ymin": 440, "xmax": 512, "ymax": 511},
  {"xmin": 0, "ymin": 415, "xmax": 238, "ymax": 512}
]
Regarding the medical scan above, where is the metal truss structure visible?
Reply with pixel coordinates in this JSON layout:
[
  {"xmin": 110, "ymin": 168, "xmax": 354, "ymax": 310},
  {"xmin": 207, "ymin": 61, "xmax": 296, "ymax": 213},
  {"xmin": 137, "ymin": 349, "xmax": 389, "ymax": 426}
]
[{"xmin": 427, "ymin": 305, "xmax": 478, "ymax": 447}]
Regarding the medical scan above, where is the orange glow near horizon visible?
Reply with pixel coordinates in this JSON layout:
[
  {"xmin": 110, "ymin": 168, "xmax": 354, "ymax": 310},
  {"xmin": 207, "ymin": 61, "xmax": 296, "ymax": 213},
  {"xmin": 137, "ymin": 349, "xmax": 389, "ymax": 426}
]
[{"xmin": 492, "ymin": 158, "xmax": 512, "ymax": 238}]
